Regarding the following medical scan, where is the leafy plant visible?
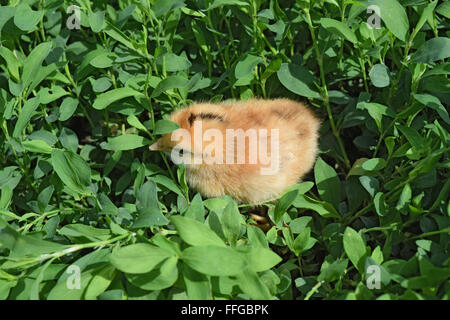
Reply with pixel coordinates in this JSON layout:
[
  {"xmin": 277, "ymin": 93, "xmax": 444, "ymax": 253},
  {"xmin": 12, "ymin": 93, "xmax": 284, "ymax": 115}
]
[{"xmin": 0, "ymin": 0, "xmax": 449, "ymax": 300}]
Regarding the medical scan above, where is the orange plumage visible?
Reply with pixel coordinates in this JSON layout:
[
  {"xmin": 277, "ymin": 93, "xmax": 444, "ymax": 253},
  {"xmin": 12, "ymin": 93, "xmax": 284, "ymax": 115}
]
[{"xmin": 150, "ymin": 98, "xmax": 320, "ymax": 204}]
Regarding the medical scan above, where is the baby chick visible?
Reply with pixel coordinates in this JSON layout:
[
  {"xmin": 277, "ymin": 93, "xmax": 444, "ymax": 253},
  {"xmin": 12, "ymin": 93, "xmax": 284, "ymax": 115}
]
[{"xmin": 150, "ymin": 98, "xmax": 320, "ymax": 206}]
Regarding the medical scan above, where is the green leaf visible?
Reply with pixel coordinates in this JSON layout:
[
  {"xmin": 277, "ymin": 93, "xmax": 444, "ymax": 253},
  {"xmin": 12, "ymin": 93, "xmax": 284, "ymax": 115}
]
[
  {"xmin": 51, "ymin": 149, "xmax": 92, "ymax": 196},
  {"xmin": 185, "ymin": 193, "xmax": 205, "ymax": 222},
  {"xmin": 93, "ymin": 88, "xmax": 144, "ymax": 110},
  {"xmin": 396, "ymin": 125, "xmax": 426, "ymax": 151},
  {"xmin": 373, "ymin": 192, "xmax": 387, "ymax": 216},
  {"xmin": 133, "ymin": 181, "xmax": 169, "ymax": 228},
  {"xmin": 21, "ymin": 42, "xmax": 52, "ymax": 93},
  {"xmin": 413, "ymin": 93, "xmax": 450, "ymax": 125},
  {"xmin": 277, "ymin": 63, "xmax": 320, "ymax": 99},
  {"xmin": 320, "ymin": 18, "xmax": 357, "ymax": 43},
  {"xmin": 126, "ymin": 256, "xmax": 179, "ymax": 290},
  {"xmin": 274, "ymin": 189, "xmax": 299, "ymax": 223},
  {"xmin": 361, "ymin": 158, "xmax": 386, "ymax": 171},
  {"xmin": 182, "ymin": 246, "xmax": 246, "ymax": 276},
  {"xmin": 89, "ymin": 11, "xmax": 105, "ymax": 33},
  {"xmin": 110, "ymin": 243, "xmax": 173, "ymax": 274},
  {"xmin": 84, "ymin": 264, "xmax": 116, "ymax": 300},
  {"xmin": 171, "ymin": 215, "xmax": 226, "ymax": 247},
  {"xmin": 369, "ymin": 64, "xmax": 390, "ymax": 88},
  {"xmin": 314, "ymin": 157, "xmax": 341, "ymax": 209},
  {"xmin": 59, "ymin": 224, "xmax": 111, "ymax": 242},
  {"xmin": 293, "ymin": 227, "xmax": 317, "ymax": 255},
  {"xmin": 412, "ymin": 37, "xmax": 450, "ymax": 63},
  {"xmin": 358, "ymin": 101, "xmax": 394, "ymax": 132},
  {"xmin": 343, "ymin": 227, "xmax": 367, "ymax": 273},
  {"xmin": 207, "ymin": 0, "xmax": 249, "ymax": 10},
  {"xmin": 235, "ymin": 54, "xmax": 263, "ymax": 79},
  {"xmin": 12, "ymin": 95, "xmax": 40, "ymax": 138},
  {"xmin": 154, "ymin": 119, "xmax": 180, "ymax": 135},
  {"xmin": 182, "ymin": 264, "xmax": 211, "ymax": 299},
  {"xmin": 235, "ymin": 267, "xmax": 272, "ymax": 299},
  {"xmin": 0, "ymin": 47, "xmax": 20, "ymax": 82},
  {"xmin": 59, "ymin": 97, "xmax": 79, "ymax": 122},
  {"xmin": 105, "ymin": 134, "xmax": 150, "ymax": 151},
  {"xmin": 151, "ymin": 76, "xmax": 189, "ymax": 98},
  {"xmin": 157, "ymin": 53, "xmax": 191, "ymax": 72},
  {"xmin": 351, "ymin": 0, "xmax": 409, "ymax": 41},
  {"xmin": 21, "ymin": 139, "xmax": 52, "ymax": 154},
  {"xmin": 13, "ymin": 3, "xmax": 43, "ymax": 31},
  {"xmin": 221, "ymin": 200, "xmax": 241, "ymax": 245},
  {"xmin": 293, "ymin": 195, "xmax": 341, "ymax": 219},
  {"xmin": 359, "ymin": 176, "xmax": 379, "ymax": 197}
]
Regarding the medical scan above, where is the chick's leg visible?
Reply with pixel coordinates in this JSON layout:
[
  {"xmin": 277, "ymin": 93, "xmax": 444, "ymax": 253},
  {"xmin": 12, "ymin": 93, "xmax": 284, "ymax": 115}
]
[{"xmin": 249, "ymin": 206, "xmax": 271, "ymax": 233}]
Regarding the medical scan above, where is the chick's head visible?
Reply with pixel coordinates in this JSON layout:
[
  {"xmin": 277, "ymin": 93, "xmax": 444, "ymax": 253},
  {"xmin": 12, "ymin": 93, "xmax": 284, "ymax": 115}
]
[{"xmin": 149, "ymin": 104, "xmax": 227, "ymax": 165}]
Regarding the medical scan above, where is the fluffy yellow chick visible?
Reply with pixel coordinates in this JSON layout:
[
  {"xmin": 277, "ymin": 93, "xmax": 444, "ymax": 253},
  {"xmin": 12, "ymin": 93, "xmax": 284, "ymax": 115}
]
[{"xmin": 150, "ymin": 98, "xmax": 320, "ymax": 205}]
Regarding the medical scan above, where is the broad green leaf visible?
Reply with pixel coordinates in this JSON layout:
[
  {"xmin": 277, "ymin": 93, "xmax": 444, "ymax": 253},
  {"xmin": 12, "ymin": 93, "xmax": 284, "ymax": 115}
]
[
  {"xmin": 235, "ymin": 54, "xmax": 263, "ymax": 79},
  {"xmin": 277, "ymin": 63, "xmax": 320, "ymax": 99},
  {"xmin": 236, "ymin": 267, "xmax": 273, "ymax": 299},
  {"xmin": 247, "ymin": 225, "xmax": 269, "ymax": 248},
  {"xmin": 320, "ymin": 18, "xmax": 357, "ymax": 43},
  {"xmin": 154, "ymin": 119, "xmax": 180, "ymax": 135},
  {"xmin": 293, "ymin": 195, "xmax": 341, "ymax": 219},
  {"xmin": 89, "ymin": 11, "xmax": 105, "ymax": 33},
  {"xmin": 59, "ymin": 97, "xmax": 78, "ymax": 121},
  {"xmin": 151, "ymin": 0, "xmax": 186, "ymax": 17},
  {"xmin": 343, "ymin": 227, "xmax": 367, "ymax": 273},
  {"xmin": 369, "ymin": 64, "xmax": 390, "ymax": 88},
  {"xmin": 221, "ymin": 200, "xmax": 241, "ymax": 245},
  {"xmin": 126, "ymin": 256, "xmax": 179, "ymax": 290},
  {"xmin": 93, "ymin": 88, "xmax": 144, "ymax": 110},
  {"xmin": 314, "ymin": 157, "xmax": 341, "ymax": 209},
  {"xmin": 12, "ymin": 95, "xmax": 40, "ymax": 138},
  {"xmin": 59, "ymin": 224, "xmax": 111, "ymax": 242},
  {"xmin": 0, "ymin": 47, "xmax": 20, "ymax": 81},
  {"xmin": 207, "ymin": 0, "xmax": 249, "ymax": 10},
  {"xmin": 13, "ymin": 3, "xmax": 43, "ymax": 31},
  {"xmin": 413, "ymin": 93, "xmax": 450, "ymax": 125},
  {"xmin": 105, "ymin": 134, "xmax": 150, "ymax": 151},
  {"xmin": 51, "ymin": 149, "xmax": 92, "ymax": 196},
  {"xmin": 84, "ymin": 264, "xmax": 116, "ymax": 300},
  {"xmin": 133, "ymin": 181, "xmax": 169, "ymax": 228},
  {"xmin": 274, "ymin": 189, "xmax": 299, "ymax": 223},
  {"xmin": 21, "ymin": 42, "xmax": 52, "ymax": 93},
  {"xmin": 396, "ymin": 125, "xmax": 426, "ymax": 151},
  {"xmin": 350, "ymin": 0, "xmax": 409, "ymax": 41},
  {"xmin": 293, "ymin": 227, "xmax": 317, "ymax": 255},
  {"xmin": 185, "ymin": 193, "xmax": 205, "ymax": 222},
  {"xmin": 110, "ymin": 243, "xmax": 173, "ymax": 274},
  {"xmin": 373, "ymin": 192, "xmax": 387, "ymax": 216},
  {"xmin": 151, "ymin": 76, "xmax": 189, "ymax": 98},
  {"xmin": 157, "ymin": 53, "xmax": 191, "ymax": 72},
  {"xmin": 182, "ymin": 246, "xmax": 246, "ymax": 276},
  {"xmin": 182, "ymin": 264, "xmax": 211, "ymax": 300},
  {"xmin": 361, "ymin": 158, "xmax": 386, "ymax": 171},
  {"xmin": 171, "ymin": 215, "xmax": 225, "ymax": 247},
  {"xmin": 21, "ymin": 139, "xmax": 52, "ymax": 154},
  {"xmin": 359, "ymin": 176, "xmax": 379, "ymax": 198},
  {"xmin": 412, "ymin": 37, "xmax": 450, "ymax": 63}
]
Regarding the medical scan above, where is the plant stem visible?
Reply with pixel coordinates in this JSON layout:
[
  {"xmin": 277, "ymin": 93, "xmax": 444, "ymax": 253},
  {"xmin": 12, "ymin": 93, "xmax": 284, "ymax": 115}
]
[{"xmin": 303, "ymin": 9, "xmax": 351, "ymax": 170}]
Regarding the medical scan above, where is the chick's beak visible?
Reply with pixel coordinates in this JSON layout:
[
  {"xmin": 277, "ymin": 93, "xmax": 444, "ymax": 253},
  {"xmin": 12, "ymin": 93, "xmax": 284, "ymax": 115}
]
[{"xmin": 149, "ymin": 140, "xmax": 162, "ymax": 151}]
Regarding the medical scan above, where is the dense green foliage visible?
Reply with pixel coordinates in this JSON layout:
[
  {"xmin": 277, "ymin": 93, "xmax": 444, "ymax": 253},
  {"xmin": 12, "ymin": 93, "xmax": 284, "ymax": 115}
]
[{"xmin": 0, "ymin": 0, "xmax": 449, "ymax": 300}]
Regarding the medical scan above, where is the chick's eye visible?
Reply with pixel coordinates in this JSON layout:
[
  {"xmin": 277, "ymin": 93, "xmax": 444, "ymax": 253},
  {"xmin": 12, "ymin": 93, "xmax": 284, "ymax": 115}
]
[{"xmin": 179, "ymin": 149, "xmax": 184, "ymax": 156}]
